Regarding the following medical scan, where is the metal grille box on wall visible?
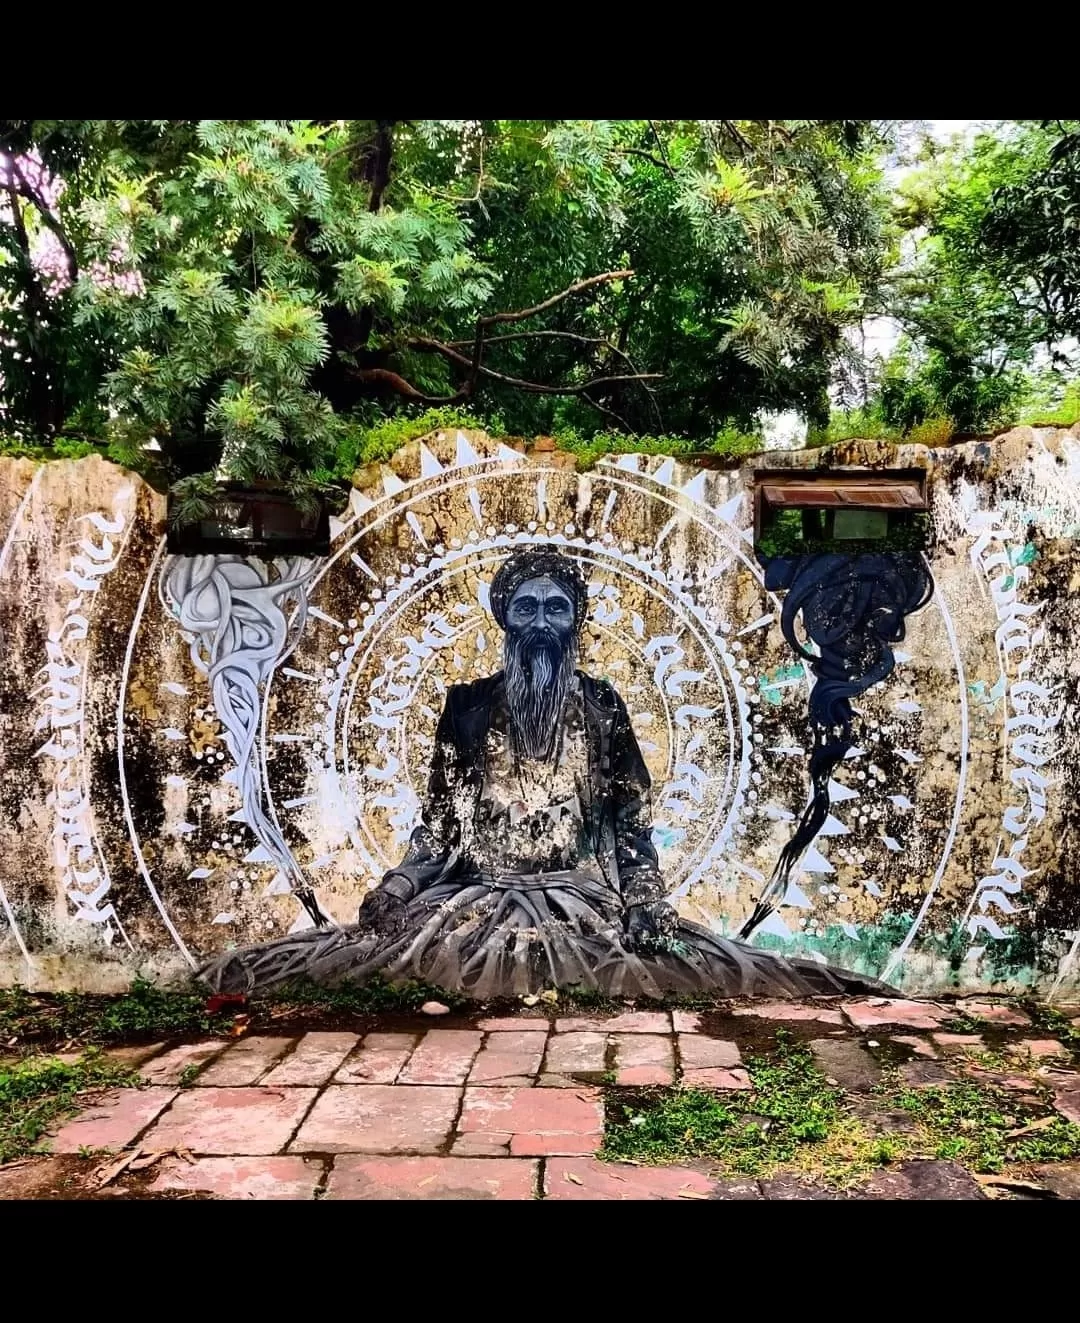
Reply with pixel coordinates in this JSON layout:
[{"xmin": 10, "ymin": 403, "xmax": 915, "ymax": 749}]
[{"xmin": 0, "ymin": 427, "xmax": 1076, "ymax": 998}]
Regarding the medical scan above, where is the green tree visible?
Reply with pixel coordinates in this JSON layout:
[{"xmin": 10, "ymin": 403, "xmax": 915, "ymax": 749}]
[
  {"xmin": 1, "ymin": 119, "xmax": 895, "ymax": 509},
  {"xmin": 877, "ymin": 121, "xmax": 1079, "ymax": 434}
]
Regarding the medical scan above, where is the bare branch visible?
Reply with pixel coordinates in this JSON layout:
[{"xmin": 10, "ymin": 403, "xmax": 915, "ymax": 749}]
[
  {"xmin": 618, "ymin": 146, "xmax": 675, "ymax": 175},
  {"xmin": 720, "ymin": 120, "xmax": 754, "ymax": 156},
  {"xmin": 478, "ymin": 269, "xmax": 634, "ymax": 328},
  {"xmin": 409, "ymin": 335, "xmax": 660, "ymax": 395},
  {"xmin": 647, "ymin": 120, "xmax": 672, "ymax": 170}
]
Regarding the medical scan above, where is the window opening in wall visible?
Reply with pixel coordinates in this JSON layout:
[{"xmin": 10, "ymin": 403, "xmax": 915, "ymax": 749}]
[
  {"xmin": 166, "ymin": 484, "xmax": 331, "ymax": 557},
  {"xmin": 753, "ymin": 469, "xmax": 929, "ymax": 558}
]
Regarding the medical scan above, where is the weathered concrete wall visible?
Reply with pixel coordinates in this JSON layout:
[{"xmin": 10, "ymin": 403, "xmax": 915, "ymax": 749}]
[{"xmin": 1, "ymin": 425, "xmax": 1078, "ymax": 995}]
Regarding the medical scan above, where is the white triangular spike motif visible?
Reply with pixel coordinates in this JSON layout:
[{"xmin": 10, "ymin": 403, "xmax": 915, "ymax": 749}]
[
  {"xmin": 243, "ymin": 845, "xmax": 275, "ymax": 864},
  {"xmin": 756, "ymin": 911, "xmax": 793, "ymax": 939},
  {"xmin": 349, "ymin": 488, "xmax": 374, "ymax": 518},
  {"xmin": 679, "ymin": 471, "xmax": 708, "ymax": 503},
  {"xmin": 715, "ymin": 494, "xmax": 744, "ymax": 525},
  {"xmin": 455, "ymin": 431, "xmax": 481, "ymax": 468},
  {"xmin": 827, "ymin": 778, "xmax": 859, "ymax": 802},
  {"xmin": 801, "ymin": 845, "xmax": 835, "ymax": 874},
  {"xmin": 382, "ymin": 468, "xmax": 406, "ymax": 497},
  {"xmin": 496, "ymin": 443, "xmax": 525, "ymax": 463},
  {"xmin": 783, "ymin": 883, "xmax": 814, "ymax": 909},
  {"xmin": 652, "ymin": 457, "xmax": 676, "ymax": 487},
  {"xmin": 419, "ymin": 441, "xmax": 444, "ymax": 479},
  {"xmin": 819, "ymin": 814, "xmax": 851, "ymax": 837},
  {"xmin": 615, "ymin": 454, "xmax": 640, "ymax": 472}
]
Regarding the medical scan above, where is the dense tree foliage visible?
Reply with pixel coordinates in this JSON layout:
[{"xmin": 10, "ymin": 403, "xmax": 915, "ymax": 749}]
[
  {"xmin": 1, "ymin": 119, "xmax": 1077, "ymax": 509},
  {"xmin": 0, "ymin": 119, "xmax": 892, "ymax": 507},
  {"xmin": 873, "ymin": 120, "xmax": 1080, "ymax": 434}
]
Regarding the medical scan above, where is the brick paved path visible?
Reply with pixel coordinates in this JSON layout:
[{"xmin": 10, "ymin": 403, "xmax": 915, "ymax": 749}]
[{"xmin": 6, "ymin": 997, "xmax": 1080, "ymax": 1199}]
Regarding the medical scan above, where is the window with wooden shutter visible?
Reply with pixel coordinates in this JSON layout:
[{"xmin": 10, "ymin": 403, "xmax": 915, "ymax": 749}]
[{"xmin": 753, "ymin": 469, "xmax": 929, "ymax": 557}]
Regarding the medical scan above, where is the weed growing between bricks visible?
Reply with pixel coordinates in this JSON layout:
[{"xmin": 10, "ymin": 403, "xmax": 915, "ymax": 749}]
[
  {"xmin": 0, "ymin": 1050, "xmax": 138, "ymax": 1164},
  {"xmin": 885, "ymin": 1073, "xmax": 1080, "ymax": 1174},
  {"xmin": 602, "ymin": 1031, "xmax": 863, "ymax": 1180},
  {"xmin": 602, "ymin": 1030, "xmax": 1080, "ymax": 1186}
]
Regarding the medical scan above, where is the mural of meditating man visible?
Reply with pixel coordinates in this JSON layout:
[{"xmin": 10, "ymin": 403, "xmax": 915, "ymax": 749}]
[{"xmin": 201, "ymin": 547, "xmax": 891, "ymax": 1000}]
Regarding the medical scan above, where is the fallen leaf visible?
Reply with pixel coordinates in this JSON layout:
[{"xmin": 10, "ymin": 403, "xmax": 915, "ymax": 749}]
[
  {"xmin": 1005, "ymin": 1116, "xmax": 1058, "ymax": 1139},
  {"xmin": 564, "ymin": 1171, "xmax": 583, "ymax": 1185},
  {"xmin": 127, "ymin": 1152, "xmax": 160, "ymax": 1172},
  {"xmin": 677, "ymin": 1189, "xmax": 711, "ymax": 1200},
  {"xmin": 417, "ymin": 1175, "xmax": 438, "ymax": 1189},
  {"xmin": 92, "ymin": 1149, "xmax": 141, "ymax": 1189},
  {"xmin": 539, "ymin": 990, "xmax": 558, "ymax": 1005},
  {"xmin": 176, "ymin": 1148, "xmax": 196, "ymax": 1166}
]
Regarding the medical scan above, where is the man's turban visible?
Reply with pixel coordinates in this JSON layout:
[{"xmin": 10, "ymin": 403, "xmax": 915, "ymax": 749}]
[{"xmin": 489, "ymin": 547, "xmax": 588, "ymax": 633}]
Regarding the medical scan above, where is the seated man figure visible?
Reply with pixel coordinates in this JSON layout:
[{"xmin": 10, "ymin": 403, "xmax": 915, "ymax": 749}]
[{"xmin": 201, "ymin": 547, "xmax": 888, "ymax": 999}]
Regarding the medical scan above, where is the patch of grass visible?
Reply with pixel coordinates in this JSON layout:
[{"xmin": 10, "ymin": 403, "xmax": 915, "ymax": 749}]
[
  {"xmin": 0, "ymin": 978, "xmax": 233, "ymax": 1048},
  {"xmin": 889, "ymin": 1076, "xmax": 1080, "ymax": 1174},
  {"xmin": 1021, "ymin": 1001, "xmax": 1080, "ymax": 1051},
  {"xmin": 257, "ymin": 975, "xmax": 470, "ymax": 1015},
  {"xmin": 0, "ymin": 1049, "xmax": 138, "ymax": 1164},
  {"xmin": 557, "ymin": 426, "xmax": 762, "ymax": 473},
  {"xmin": 602, "ymin": 1031, "xmax": 850, "ymax": 1178},
  {"xmin": 333, "ymin": 407, "xmax": 505, "ymax": 478}
]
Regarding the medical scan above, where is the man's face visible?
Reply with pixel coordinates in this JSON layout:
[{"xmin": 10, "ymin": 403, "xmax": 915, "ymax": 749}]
[{"xmin": 505, "ymin": 575, "xmax": 575, "ymax": 647}]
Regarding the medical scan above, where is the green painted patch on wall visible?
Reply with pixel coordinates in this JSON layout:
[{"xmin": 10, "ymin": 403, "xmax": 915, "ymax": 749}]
[
  {"xmin": 1008, "ymin": 542, "xmax": 1038, "ymax": 567},
  {"xmin": 757, "ymin": 662, "xmax": 806, "ymax": 706}
]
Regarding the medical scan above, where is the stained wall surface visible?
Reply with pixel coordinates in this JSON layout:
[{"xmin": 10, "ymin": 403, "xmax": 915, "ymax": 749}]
[{"xmin": 1, "ymin": 425, "xmax": 1077, "ymax": 996}]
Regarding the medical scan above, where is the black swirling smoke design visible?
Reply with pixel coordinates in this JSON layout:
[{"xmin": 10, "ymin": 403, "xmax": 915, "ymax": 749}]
[{"xmin": 739, "ymin": 551, "xmax": 933, "ymax": 939}]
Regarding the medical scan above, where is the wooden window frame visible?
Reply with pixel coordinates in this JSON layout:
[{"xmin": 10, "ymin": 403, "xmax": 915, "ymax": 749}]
[{"xmin": 752, "ymin": 467, "xmax": 929, "ymax": 552}]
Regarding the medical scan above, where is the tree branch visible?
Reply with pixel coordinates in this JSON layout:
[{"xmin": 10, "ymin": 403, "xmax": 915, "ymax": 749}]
[
  {"xmin": 408, "ymin": 336, "xmax": 661, "ymax": 395},
  {"xmin": 8, "ymin": 157, "xmax": 77, "ymax": 280},
  {"xmin": 618, "ymin": 147, "xmax": 675, "ymax": 175},
  {"xmin": 478, "ymin": 269, "xmax": 633, "ymax": 328}
]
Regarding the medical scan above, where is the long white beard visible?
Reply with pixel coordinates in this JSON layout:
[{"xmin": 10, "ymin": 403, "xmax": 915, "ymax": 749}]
[{"xmin": 504, "ymin": 628, "xmax": 577, "ymax": 761}]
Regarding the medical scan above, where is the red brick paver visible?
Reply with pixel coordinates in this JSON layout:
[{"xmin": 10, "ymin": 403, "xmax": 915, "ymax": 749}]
[
  {"xmin": 290, "ymin": 1084, "xmax": 460, "ymax": 1154},
  {"xmin": 458, "ymin": 1086, "xmax": 603, "ymax": 1156},
  {"xmin": 932, "ymin": 1033, "xmax": 983, "ymax": 1053},
  {"xmin": 334, "ymin": 1033, "xmax": 416, "ymax": 1084},
  {"xmin": 49, "ymin": 1087, "xmax": 177, "ymax": 1154},
  {"xmin": 844, "ymin": 999, "xmax": 952, "ymax": 1031},
  {"xmin": 398, "ymin": 1030, "xmax": 483, "ymax": 1085},
  {"xmin": 476, "ymin": 1016, "xmax": 549, "ymax": 1031},
  {"xmin": 685, "ymin": 1067, "xmax": 752, "ymax": 1089},
  {"xmin": 1014, "ymin": 1039, "xmax": 1070, "ymax": 1060},
  {"xmin": 195, "ymin": 1036, "xmax": 294, "ymax": 1086},
  {"xmin": 324, "ymin": 1155, "xmax": 538, "ymax": 1200},
  {"xmin": 544, "ymin": 1157, "xmax": 721, "ymax": 1200},
  {"xmin": 732, "ymin": 1000, "xmax": 845, "ymax": 1025},
  {"xmin": 544, "ymin": 1031, "xmax": 607, "ymax": 1076},
  {"xmin": 139, "ymin": 1042, "xmax": 225, "ymax": 1085},
  {"xmin": 678, "ymin": 1035, "xmax": 741, "ymax": 1070},
  {"xmin": 149, "ymin": 1155, "xmax": 323, "ymax": 1199},
  {"xmin": 140, "ymin": 1087, "xmax": 317, "ymax": 1155},
  {"xmin": 892, "ymin": 1035, "xmax": 938, "ymax": 1058},
  {"xmin": 959, "ymin": 1001, "xmax": 1032, "ymax": 1027},
  {"xmin": 555, "ymin": 1011, "xmax": 671, "ymax": 1034},
  {"xmin": 468, "ymin": 1031, "xmax": 548, "ymax": 1085},
  {"xmin": 613, "ymin": 1033, "xmax": 675, "ymax": 1085},
  {"xmin": 1052, "ymin": 1080, "xmax": 1080, "ymax": 1124},
  {"xmin": 262, "ymin": 1033, "xmax": 359, "ymax": 1087}
]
